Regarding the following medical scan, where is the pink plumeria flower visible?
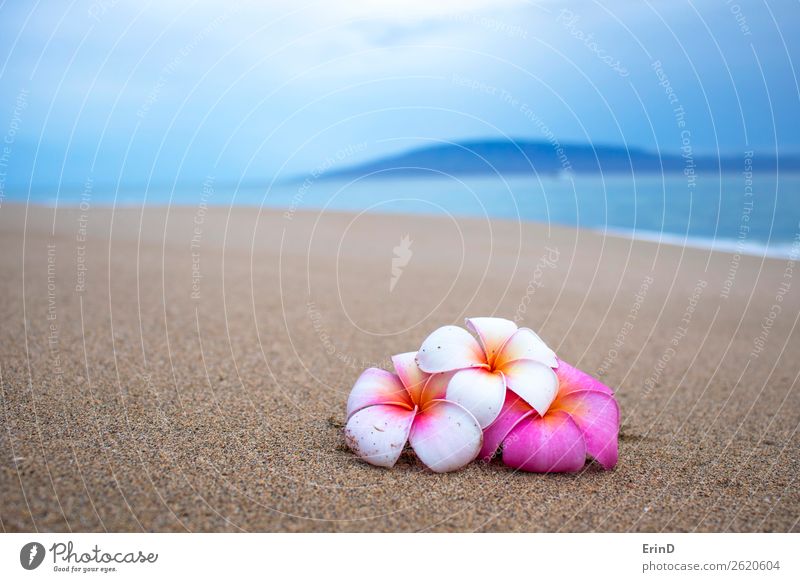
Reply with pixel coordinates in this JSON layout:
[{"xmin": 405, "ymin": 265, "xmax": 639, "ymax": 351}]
[
  {"xmin": 344, "ymin": 352, "xmax": 483, "ymax": 472},
  {"xmin": 415, "ymin": 317, "xmax": 559, "ymax": 429},
  {"xmin": 480, "ymin": 360, "xmax": 620, "ymax": 472}
]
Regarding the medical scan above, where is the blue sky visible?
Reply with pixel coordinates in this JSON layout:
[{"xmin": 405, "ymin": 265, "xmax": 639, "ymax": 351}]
[{"xmin": 1, "ymin": 0, "xmax": 798, "ymax": 190}]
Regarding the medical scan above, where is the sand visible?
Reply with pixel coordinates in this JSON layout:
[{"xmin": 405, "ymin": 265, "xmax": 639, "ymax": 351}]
[{"xmin": 0, "ymin": 203, "xmax": 798, "ymax": 532}]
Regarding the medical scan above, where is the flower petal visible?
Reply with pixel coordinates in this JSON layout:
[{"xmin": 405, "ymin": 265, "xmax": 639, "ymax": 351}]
[
  {"xmin": 415, "ymin": 325, "xmax": 487, "ymax": 373},
  {"xmin": 420, "ymin": 371, "xmax": 456, "ymax": 403},
  {"xmin": 555, "ymin": 359, "xmax": 614, "ymax": 397},
  {"xmin": 344, "ymin": 404, "xmax": 416, "ymax": 468},
  {"xmin": 346, "ymin": 368, "xmax": 413, "ymax": 420},
  {"xmin": 391, "ymin": 351, "xmax": 428, "ymax": 404},
  {"xmin": 409, "ymin": 400, "xmax": 482, "ymax": 472},
  {"xmin": 445, "ymin": 368, "xmax": 506, "ymax": 428},
  {"xmin": 494, "ymin": 328, "xmax": 558, "ymax": 369},
  {"xmin": 479, "ymin": 390, "xmax": 535, "ymax": 461},
  {"xmin": 502, "ymin": 410, "xmax": 587, "ymax": 473},
  {"xmin": 552, "ymin": 390, "xmax": 619, "ymax": 469},
  {"xmin": 501, "ymin": 359, "xmax": 559, "ymax": 416},
  {"xmin": 465, "ymin": 317, "xmax": 518, "ymax": 366}
]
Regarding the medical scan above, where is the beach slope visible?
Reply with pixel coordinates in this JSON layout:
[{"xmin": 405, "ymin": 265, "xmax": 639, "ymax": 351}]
[{"xmin": 0, "ymin": 204, "xmax": 798, "ymax": 532}]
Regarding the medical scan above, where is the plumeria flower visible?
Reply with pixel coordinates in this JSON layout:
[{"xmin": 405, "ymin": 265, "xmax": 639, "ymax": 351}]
[
  {"xmin": 344, "ymin": 352, "xmax": 483, "ymax": 472},
  {"xmin": 415, "ymin": 317, "xmax": 559, "ymax": 429},
  {"xmin": 480, "ymin": 360, "xmax": 619, "ymax": 472}
]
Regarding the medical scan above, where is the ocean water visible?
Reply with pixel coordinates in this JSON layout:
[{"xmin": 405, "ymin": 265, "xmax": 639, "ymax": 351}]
[{"xmin": 17, "ymin": 172, "xmax": 800, "ymax": 258}]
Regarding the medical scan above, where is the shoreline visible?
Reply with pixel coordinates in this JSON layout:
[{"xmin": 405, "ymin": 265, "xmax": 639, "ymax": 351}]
[{"xmin": 1, "ymin": 201, "xmax": 796, "ymax": 261}]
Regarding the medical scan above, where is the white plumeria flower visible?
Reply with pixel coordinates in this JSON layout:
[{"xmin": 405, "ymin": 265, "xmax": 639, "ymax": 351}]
[
  {"xmin": 344, "ymin": 352, "xmax": 483, "ymax": 472},
  {"xmin": 415, "ymin": 317, "xmax": 559, "ymax": 429}
]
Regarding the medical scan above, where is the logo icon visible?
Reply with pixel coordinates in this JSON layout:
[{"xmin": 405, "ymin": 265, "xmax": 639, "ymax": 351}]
[
  {"xmin": 390, "ymin": 234, "xmax": 413, "ymax": 292},
  {"xmin": 20, "ymin": 542, "xmax": 45, "ymax": 570}
]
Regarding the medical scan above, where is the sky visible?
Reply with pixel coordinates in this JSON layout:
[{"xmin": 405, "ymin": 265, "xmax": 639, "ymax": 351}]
[{"xmin": 0, "ymin": 0, "xmax": 798, "ymax": 191}]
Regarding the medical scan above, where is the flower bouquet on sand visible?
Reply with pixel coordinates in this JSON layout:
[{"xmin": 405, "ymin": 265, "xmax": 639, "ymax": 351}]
[{"xmin": 344, "ymin": 317, "xmax": 619, "ymax": 473}]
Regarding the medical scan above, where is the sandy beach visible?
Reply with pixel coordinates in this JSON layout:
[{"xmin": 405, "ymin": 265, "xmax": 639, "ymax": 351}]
[{"xmin": 0, "ymin": 203, "xmax": 798, "ymax": 532}]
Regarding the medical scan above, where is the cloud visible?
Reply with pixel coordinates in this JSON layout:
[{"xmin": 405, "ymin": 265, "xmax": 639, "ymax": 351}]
[{"xmin": 0, "ymin": 0, "xmax": 797, "ymax": 188}]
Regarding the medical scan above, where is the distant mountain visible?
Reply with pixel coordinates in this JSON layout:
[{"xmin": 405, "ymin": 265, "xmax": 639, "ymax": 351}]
[{"xmin": 320, "ymin": 139, "xmax": 800, "ymax": 179}]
